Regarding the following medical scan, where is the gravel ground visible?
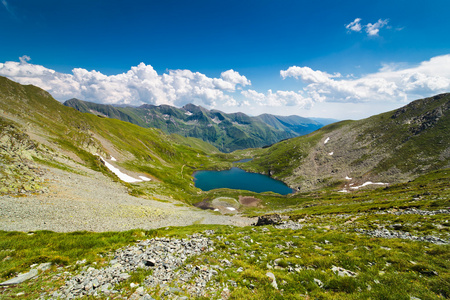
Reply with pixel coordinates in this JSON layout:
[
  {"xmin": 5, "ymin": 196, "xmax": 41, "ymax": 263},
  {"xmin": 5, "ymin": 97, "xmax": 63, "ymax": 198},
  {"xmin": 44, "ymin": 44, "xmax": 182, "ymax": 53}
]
[{"xmin": 0, "ymin": 166, "xmax": 254, "ymax": 232}]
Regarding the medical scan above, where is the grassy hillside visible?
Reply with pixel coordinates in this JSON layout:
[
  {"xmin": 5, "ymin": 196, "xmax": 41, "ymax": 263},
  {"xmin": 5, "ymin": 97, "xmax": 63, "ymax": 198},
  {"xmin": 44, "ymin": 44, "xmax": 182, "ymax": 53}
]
[
  {"xmin": 240, "ymin": 94, "xmax": 450, "ymax": 192},
  {"xmin": 64, "ymin": 98, "xmax": 324, "ymax": 152},
  {"xmin": 0, "ymin": 76, "xmax": 233, "ymax": 201}
]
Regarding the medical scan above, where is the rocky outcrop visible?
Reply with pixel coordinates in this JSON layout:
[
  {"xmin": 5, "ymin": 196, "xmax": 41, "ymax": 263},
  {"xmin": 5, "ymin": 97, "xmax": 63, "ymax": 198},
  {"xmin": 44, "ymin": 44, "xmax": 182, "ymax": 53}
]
[
  {"xmin": 55, "ymin": 234, "xmax": 216, "ymax": 299},
  {"xmin": 0, "ymin": 117, "xmax": 45, "ymax": 195},
  {"xmin": 255, "ymin": 214, "xmax": 282, "ymax": 226}
]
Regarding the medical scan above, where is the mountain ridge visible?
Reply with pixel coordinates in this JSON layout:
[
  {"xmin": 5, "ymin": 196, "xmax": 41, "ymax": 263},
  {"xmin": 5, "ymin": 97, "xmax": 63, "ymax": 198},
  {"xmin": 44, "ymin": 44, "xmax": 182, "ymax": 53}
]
[
  {"xmin": 240, "ymin": 93, "xmax": 450, "ymax": 191},
  {"xmin": 63, "ymin": 98, "xmax": 327, "ymax": 152}
]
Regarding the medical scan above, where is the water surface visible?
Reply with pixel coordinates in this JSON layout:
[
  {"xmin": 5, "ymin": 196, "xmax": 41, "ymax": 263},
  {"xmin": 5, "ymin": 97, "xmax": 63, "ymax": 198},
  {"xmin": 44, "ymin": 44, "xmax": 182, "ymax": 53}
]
[
  {"xmin": 233, "ymin": 158, "xmax": 253, "ymax": 163},
  {"xmin": 194, "ymin": 167, "xmax": 293, "ymax": 195}
]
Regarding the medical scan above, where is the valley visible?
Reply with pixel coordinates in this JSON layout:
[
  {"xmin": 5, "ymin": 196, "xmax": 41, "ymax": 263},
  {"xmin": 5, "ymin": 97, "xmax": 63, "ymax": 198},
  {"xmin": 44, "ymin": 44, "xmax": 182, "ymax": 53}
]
[{"xmin": 0, "ymin": 76, "xmax": 449, "ymax": 299}]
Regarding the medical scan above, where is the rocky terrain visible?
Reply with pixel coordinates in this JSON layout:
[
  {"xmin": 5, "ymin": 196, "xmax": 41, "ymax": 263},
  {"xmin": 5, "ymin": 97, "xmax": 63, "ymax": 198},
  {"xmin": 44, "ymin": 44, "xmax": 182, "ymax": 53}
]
[{"xmin": 0, "ymin": 164, "xmax": 254, "ymax": 232}]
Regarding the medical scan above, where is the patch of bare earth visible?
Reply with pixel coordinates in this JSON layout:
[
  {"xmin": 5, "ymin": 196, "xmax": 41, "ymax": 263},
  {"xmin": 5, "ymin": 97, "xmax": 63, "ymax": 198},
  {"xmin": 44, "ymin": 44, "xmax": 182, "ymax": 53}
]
[{"xmin": 239, "ymin": 196, "xmax": 261, "ymax": 207}]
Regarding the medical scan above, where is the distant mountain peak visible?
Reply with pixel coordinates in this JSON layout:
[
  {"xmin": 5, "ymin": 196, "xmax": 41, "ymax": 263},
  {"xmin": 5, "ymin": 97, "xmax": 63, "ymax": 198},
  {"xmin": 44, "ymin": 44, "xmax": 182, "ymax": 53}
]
[{"xmin": 64, "ymin": 99, "xmax": 325, "ymax": 152}]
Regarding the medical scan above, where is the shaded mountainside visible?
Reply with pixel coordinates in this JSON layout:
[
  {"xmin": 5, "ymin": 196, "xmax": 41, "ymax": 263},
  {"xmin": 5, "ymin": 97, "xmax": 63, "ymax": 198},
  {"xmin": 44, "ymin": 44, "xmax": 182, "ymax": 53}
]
[
  {"xmin": 254, "ymin": 114, "xmax": 323, "ymax": 136},
  {"xmin": 242, "ymin": 93, "xmax": 450, "ymax": 191},
  {"xmin": 64, "ymin": 98, "xmax": 325, "ymax": 152}
]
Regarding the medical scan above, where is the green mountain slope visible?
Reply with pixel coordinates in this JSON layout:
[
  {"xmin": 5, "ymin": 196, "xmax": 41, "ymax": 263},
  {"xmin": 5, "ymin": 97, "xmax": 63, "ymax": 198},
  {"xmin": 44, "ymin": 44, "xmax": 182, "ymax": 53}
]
[
  {"xmin": 0, "ymin": 76, "xmax": 227, "ymax": 200},
  {"xmin": 241, "ymin": 93, "xmax": 450, "ymax": 191},
  {"xmin": 64, "ymin": 98, "xmax": 324, "ymax": 152}
]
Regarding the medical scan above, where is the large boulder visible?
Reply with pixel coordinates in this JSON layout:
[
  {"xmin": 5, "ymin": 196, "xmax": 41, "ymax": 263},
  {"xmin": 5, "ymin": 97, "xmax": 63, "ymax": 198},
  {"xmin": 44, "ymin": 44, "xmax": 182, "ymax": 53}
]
[{"xmin": 255, "ymin": 214, "xmax": 282, "ymax": 226}]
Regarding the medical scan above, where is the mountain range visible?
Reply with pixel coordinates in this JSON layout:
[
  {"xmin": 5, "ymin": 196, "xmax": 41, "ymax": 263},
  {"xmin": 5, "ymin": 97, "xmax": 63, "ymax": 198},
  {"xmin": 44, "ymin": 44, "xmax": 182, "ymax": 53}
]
[
  {"xmin": 1, "ymin": 75, "xmax": 448, "ymax": 196},
  {"xmin": 63, "ymin": 98, "xmax": 331, "ymax": 152}
]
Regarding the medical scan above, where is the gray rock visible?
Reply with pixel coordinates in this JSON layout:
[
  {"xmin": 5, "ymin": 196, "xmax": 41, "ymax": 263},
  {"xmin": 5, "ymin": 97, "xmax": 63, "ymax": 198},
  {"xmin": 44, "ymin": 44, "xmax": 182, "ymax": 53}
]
[
  {"xmin": 136, "ymin": 286, "xmax": 144, "ymax": 295},
  {"xmin": 256, "ymin": 214, "xmax": 282, "ymax": 226},
  {"xmin": 56, "ymin": 234, "xmax": 216, "ymax": 299},
  {"xmin": 314, "ymin": 278, "xmax": 323, "ymax": 287},
  {"xmin": 0, "ymin": 269, "xmax": 38, "ymax": 286},
  {"xmin": 331, "ymin": 265, "xmax": 357, "ymax": 277},
  {"xmin": 266, "ymin": 272, "xmax": 278, "ymax": 290},
  {"xmin": 355, "ymin": 228, "xmax": 448, "ymax": 245}
]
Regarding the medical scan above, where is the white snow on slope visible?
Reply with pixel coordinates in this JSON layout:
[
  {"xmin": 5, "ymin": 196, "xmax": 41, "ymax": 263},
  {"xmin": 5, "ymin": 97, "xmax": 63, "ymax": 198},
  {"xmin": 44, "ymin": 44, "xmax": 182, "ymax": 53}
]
[
  {"xmin": 350, "ymin": 181, "xmax": 387, "ymax": 190},
  {"xmin": 226, "ymin": 207, "xmax": 236, "ymax": 211},
  {"xmin": 99, "ymin": 156, "xmax": 142, "ymax": 183},
  {"xmin": 110, "ymin": 156, "xmax": 117, "ymax": 161},
  {"xmin": 324, "ymin": 137, "xmax": 330, "ymax": 144},
  {"xmin": 328, "ymin": 152, "xmax": 334, "ymax": 155},
  {"xmin": 139, "ymin": 176, "xmax": 151, "ymax": 181},
  {"xmin": 345, "ymin": 176, "xmax": 352, "ymax": 180}
]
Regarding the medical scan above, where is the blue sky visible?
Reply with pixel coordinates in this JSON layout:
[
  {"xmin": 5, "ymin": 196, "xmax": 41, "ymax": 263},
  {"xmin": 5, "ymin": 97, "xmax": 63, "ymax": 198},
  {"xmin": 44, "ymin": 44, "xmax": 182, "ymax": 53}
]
[{"xmin": 1, "ymin": 0, "xmax": 449, "ymax": 119}]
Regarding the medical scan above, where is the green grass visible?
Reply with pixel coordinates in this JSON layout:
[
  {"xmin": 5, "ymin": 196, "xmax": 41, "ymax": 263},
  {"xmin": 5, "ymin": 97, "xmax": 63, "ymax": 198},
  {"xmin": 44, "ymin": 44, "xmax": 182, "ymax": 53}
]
[
  {"xmin": 0, "ymin": 169, "xmax": 448, "ymax": 299},
  {"xmin": 2, "ymin": 225, "xmax": 448, "ymax": 299}
]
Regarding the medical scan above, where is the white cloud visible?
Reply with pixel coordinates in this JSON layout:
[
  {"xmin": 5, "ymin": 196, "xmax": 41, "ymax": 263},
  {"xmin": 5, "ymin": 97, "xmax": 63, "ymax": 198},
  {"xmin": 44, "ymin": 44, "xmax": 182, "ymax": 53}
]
[
  {"xmin": 0, "ymin": 59, "xmax": 249, "ymax": 108},
  {"xmin": 365, "ymin": 19, "xmax": 389, "ymax": 36},
  {"xmin": 1, "ymin": 55, "xmax": 448, "ymax": 118},
  {"xmin": 220, "ymin": 69, "xmax": 251, "ymax": 89},
  {"xmin": 280, "ymin": 66, "xmax": 340, "ymax": 83},
  {"xmin": 345, "ymin": 18, "xmax": 389, "ymax": 37},
  {"xmin": 345, "ymin": 18, "xmax": 362, "ymax": 32},
  {"xmin": 241, "ymin": 89, "xmax": 313, "ymax": 108},
  {"xmin": 280, "ymin": 54, "xmax": 450, "ymax": 103},
  {"xmin": 19, "ymin": 55, "xmax": 31, "ymax": 64}
]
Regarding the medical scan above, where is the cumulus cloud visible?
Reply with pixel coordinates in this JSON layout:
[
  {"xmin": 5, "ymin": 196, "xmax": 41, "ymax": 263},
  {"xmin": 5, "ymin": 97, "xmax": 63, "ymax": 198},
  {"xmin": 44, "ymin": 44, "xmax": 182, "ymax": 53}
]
[
  {"xmin": 1, "ymin": 55, "xmax": 448, "ymax": 115},
  {"xmin": 220, "ymin": 69, "xmax": 251, "ymax": 89},
  {"xmin": 19, "ymin": 55, "xmax": 31, "ymax": 63},
  {"xmin": 345, "ymin": 18, "xmax": 389, "ymax": 37},
  {"xmin": 280, "ymin": 66, "xmax": 341, "ymax": 83},
  {"xmin": 365, "ymin": 19, "xmax": 389, "ymax": 36},
  {"xmin": 280, "ymin": 54, "xmax": 450, "ymax": 103},
  {"xmin": 241, "ymin": 89, "xmax": 313, "ymax": 108},
  {"xmin": 0, "ymin": 59, "xmax": 251, "ymax": 108},
  {"xmin": 345, "ymin": 18, "xmax": 362, "ymax": 32}
]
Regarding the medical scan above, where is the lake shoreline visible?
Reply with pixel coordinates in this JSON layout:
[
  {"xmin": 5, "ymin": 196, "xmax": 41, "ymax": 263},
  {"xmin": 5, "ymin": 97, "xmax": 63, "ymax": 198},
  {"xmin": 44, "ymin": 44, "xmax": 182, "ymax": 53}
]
[{"xmin": 193, "ymin": 167, "xmax": 293, "ymax": 195}]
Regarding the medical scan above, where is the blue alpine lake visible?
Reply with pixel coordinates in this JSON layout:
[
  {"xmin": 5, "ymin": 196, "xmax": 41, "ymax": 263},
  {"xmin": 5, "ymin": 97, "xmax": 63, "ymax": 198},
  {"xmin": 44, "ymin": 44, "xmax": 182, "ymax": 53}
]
[{"xmin": 193, "ymin": 167, "xmax": 293, "ymax": 195}]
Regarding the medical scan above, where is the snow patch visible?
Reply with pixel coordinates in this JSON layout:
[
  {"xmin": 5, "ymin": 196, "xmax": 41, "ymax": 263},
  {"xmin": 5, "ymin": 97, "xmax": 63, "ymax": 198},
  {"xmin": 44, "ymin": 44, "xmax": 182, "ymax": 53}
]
[
  {"xmin": 214, "ymin": 209, "xmax": 219, "ymax": 212},
  {"xmin": 226, "ymin": 207, "xmax": 236, "ymax": 211},
  {"xmin": 110, "ymin": 156, "xmax": 117, "ymax": 161},
  {"xmin": 350, "ymin": 181, "xmax": 387, "ymax": 190},
  {"xmin": 139, "ymin": 176, "xmax": 151, "ymax": 181},
  {"xmin": 345, "ymin": 176, "xmax": 352, "ymax": 180},
  {"xmin": 338, "ymin": 189, "xmax": 348, "ymax": 193},
  {"xmin": 211, "ymin": 117, "xmax": 221, "ymax": 124},
  {"xmin": 324, "ymin": 137, "xmax": 330, "ymax": 144},
  {"xmin": 185, "ymin": 111, "xmax": 193, "ymax": 116},
  {"xmin": 328, "ymin": 152, "xmax": 334, "ymax": 156},
  {"xmin": 99, "ymin": 156, "xmax": 142, "ymax": 183}
]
